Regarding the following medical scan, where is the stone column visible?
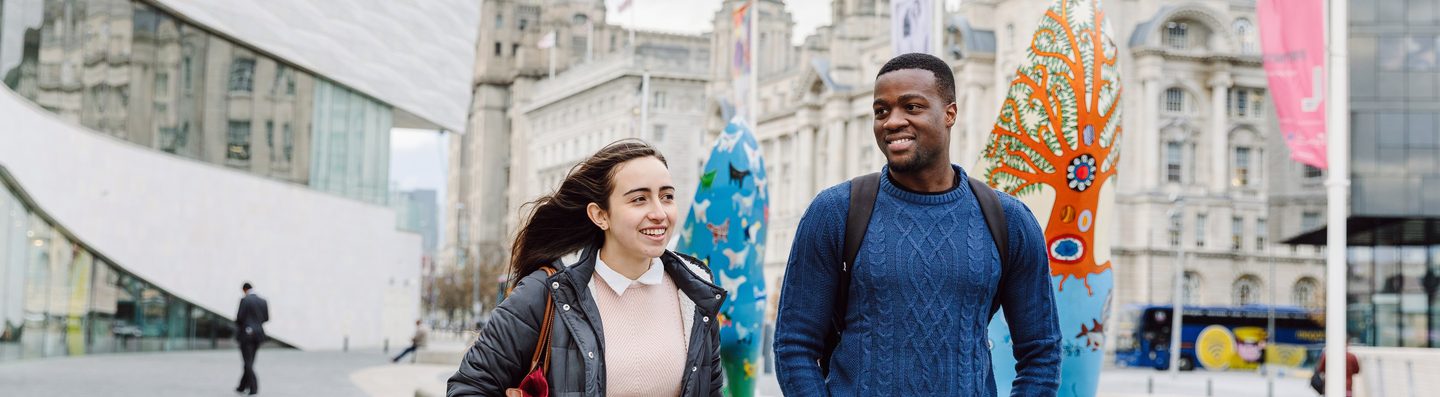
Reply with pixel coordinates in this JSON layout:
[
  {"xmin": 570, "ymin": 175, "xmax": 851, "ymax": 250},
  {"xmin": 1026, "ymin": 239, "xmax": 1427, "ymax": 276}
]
[
  {"xmin": 963, "ymin": 83, "xmax": 984, "ymax": 168},
  {"xmin": 1209, "ymin": 72, "xmax": 1233, "ymax": 193},
  {"xmin": 1141, "ymin": 77, "xmax": 1160, "ymax": 189},
  {"xmin": 798, "ymin": 125, "xmax": 817, "ymax": 201}
]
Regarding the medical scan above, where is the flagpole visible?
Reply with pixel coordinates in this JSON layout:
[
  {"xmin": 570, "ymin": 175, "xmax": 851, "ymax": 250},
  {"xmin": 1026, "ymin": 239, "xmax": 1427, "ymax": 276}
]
[
  {"xmin": 548, "ymin": 46, "xmax": 556, "ymax": 79},
  {"xmin": 1323, "ymin": 0, "xmax": 1350, "ymax": 395},
  {"xmin": 586, "ymin": 21, "xmax": 594, "ymax": 63},
  {"xmin": 932, "ymin": 0, "xmax": 945, "ymax": 56},
  {"xmin": 748, "ymin": 0, "xmax": 758, "ymax": 128}
]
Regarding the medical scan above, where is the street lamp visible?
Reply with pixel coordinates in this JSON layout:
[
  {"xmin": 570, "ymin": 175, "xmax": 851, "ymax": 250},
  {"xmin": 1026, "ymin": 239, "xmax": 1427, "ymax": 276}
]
[{"xmin": 1167, "ymin": 194, "xmax": 1186, "ymax": 377}]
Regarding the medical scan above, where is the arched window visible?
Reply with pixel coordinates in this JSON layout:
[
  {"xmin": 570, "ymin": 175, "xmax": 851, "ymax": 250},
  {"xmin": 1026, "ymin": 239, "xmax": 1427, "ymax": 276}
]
[
  {"xmin": 1165, "ymin": 21, "xmax": 1190, "ymax": 49},
  {"xmin": 1293, "ymin": 277, "xmax": 1320, "ymax": 307},
  {"xmin": 1233, "ymin": 275, "xmax": 1262, "ymax": 306},
  {"xmin": 1183, "ymin": 271, "xmax": 1203, "ymax": 304},
  {"xmin": 1234, "ymin": 19, "xmax": 1257, "ymax": 55}
]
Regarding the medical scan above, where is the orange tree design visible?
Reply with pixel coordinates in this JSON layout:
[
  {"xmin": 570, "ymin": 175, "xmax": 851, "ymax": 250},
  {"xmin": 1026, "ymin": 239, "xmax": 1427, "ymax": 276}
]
[{"xmin": 982, "ymin": 0, "xmax": 1120, "ymax": 295}]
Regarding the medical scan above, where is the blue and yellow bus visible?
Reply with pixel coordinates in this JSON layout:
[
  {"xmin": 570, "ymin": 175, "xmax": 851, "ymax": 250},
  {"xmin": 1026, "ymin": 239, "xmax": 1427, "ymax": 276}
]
[{"xmin": 1113, "ymin": 305, "xmax": 1325, "ymax": 371}]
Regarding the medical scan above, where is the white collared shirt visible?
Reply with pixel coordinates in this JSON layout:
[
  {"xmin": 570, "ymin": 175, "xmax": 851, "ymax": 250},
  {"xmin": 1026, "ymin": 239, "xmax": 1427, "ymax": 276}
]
[{"xmin": 594, "ymin": 256, "xmax": 665, "ymax": 296}]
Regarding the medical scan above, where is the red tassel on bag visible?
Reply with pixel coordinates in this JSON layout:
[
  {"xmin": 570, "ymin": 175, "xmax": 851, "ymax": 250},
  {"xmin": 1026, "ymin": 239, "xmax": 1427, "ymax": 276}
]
[{"xmin": 505, "ymin": 267, "xmax": 557, "ymax": 397}]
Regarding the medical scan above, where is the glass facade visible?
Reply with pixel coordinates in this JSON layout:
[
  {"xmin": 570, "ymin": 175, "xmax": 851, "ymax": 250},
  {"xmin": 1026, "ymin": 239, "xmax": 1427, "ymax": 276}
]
[
  {"xmin": 1340, "ymin": 1, "xmax": 1440, "ymax": 349},
  {"xmin": 0, "ymin": 168, "xmax": 264, "ymax": 362},
  {"xmin": 0, "ymin": 0, "xmax": 393, "ymax": 205}
]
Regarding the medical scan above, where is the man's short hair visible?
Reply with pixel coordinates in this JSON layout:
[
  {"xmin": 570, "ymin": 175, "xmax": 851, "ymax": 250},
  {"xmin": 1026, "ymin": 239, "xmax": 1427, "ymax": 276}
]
[
  {"xmin": 242, "ymin": 282, "xmax": 253, "ymax": 291},
  {"xmin": 876, "ymin": 53, "xmax": 956, "ymax": 104}
]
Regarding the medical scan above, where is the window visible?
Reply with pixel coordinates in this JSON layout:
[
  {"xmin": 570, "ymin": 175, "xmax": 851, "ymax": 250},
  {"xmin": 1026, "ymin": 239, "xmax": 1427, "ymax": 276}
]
[
  {"xmin": 1169, "ymin": 212, "xmax": 1182, "ymax": 247},
  {"xmin": 653, "ymin": 91, "xmax": 667, "ymax": 110},
  {"xmin": 1165, "ymin": 21, "xmax": 1189, "ymax": 49},
  {"xmin": 1256, "ymin": 218, "xmax": 1267, "ymax": 248},
  {"xmin": 1304, "ymin": 165, "xmax": 1323, "ymax": 179},
  {"xmin": 1233, "ymin": 147, "xmax": 1252, "ymax": 187},
  {"xmin": 1165, "ymin": 88, "xmax": 1185, "ymax": 112},
  {"xmin": 1232, "ymin": 217, "xmax": 1244, "ymax": 251},
  {"xmin": 1234, "ymin": 19, "xmax": 1257, "ymax": 54},
  {"xmin": 1231, "ymin": 89, "xmax": 1249, "ymax": 117},
  {"xmin": 519, "ymin": 18, "xmax": 528, "ymax": 31},
  {"xmin": 1232, "ymin": 276, "xmax": 1261, "ymax": 306},
  {"xmin": 1302, "ymin": 211, "xmax": 1321, "ymax": 231},
  {"xmin": 272, "ymin": 65, "xmax": 295, "ymax": 96},
  {"xmin": 653, "ymin": 124, "xmax": 666, "ymax": 143},
  {"xmin": 155, "ymin": 73, "xmax": 169, "ymax": 95},
  {"xmin": 282, "ymin": 123, "xmax": 293, "ymax": 162},
  {"xmin": 495, "ymin": 13, "xmax": 503, "ymax": 28},
  {"xmin": 1195, "ymin": 212, "xmax": 1207, "ymax": 248},
  {"xmin": 1183, "ymin": 271, "xmax": 1202, "ymax": 304},
  {"xmin": 227, "ymin": 121, "xmax": 251, "ymax": 161},
  {"xmin": 512, "ymin": 43, "xmax": 520, "ymax": 56},
  {"xmin": 494, "ymin": 42, "xmax": 503, "ymax": 56},
  {"xmin": 265, "ymin": 121, "xmax": 275, "ymax": 162},
  {"xmin": 1165, "ymin": 141, "xmax": 1184, "ymax": 182},
  {"xmin": 228, "ymin": 58, "xmax": 255, "ymax": 92},
  {"xmin": 1293, "ymin": 277, "xmax": 1319, "ymax": 307}
]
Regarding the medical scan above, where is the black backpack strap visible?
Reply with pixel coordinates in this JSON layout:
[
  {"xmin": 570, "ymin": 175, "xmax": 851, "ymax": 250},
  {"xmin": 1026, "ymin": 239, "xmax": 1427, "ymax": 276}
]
[
  {"xmin": 820, "ymin": 172, "xmax": 880, "ymax": 376},
  {"xmin": 967, "ymin": 176, "xmax": 1010, "ymax": 317}
]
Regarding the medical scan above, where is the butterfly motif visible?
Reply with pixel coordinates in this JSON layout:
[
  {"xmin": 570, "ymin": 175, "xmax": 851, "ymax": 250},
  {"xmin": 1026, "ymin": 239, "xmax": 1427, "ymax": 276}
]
[
  {"xmin": 753, "ymin": 175, "xmax": 767, "ymax": 199},
  {"xmin": 744, "ymin": 221, "xmax": 762, "ymax": 243}
]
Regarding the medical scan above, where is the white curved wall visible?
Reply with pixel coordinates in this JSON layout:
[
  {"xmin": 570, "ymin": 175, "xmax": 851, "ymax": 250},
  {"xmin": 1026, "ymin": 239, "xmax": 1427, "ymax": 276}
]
[
  {"xmin": 149, "ymin": 0, "xmax": 479, "ymax": 132},
  {"xmin": 0, "ymin": 89, "xmax": 420, "ymax": 350}
]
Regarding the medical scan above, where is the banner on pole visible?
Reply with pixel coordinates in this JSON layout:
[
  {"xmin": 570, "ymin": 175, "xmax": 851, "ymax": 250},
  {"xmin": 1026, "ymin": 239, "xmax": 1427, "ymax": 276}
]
[
  {"xmin": 1258, "ymin": 0, "xmax": 1327, "ymax": 169},
  {"xmin": 730, "ymin": 1, "xmax": 753, "ymax": 123},
  {"xmin": 891, "ymin": 0, "xmax": 934, "ymax": 56}
]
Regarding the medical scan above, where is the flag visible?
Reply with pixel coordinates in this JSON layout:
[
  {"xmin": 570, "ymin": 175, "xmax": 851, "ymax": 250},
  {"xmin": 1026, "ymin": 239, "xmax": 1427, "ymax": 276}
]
[
  {"xmin": 617, "ymin": 0, "xmax": 633, "ymax": 13},
  {"xmin": 537, "ymin": 31, "xmax": 555, "ymax": 49},
  {"xmin": 891, "ymin": 0, "xmax": 933, "ymax": 55},
  {"xmin": 729, "ymin": 1, "xmax": 753, "ymax": 122},
  {"xmin": 1258, "ymin": 0, "xmax": 1327, "ymax": 168}
]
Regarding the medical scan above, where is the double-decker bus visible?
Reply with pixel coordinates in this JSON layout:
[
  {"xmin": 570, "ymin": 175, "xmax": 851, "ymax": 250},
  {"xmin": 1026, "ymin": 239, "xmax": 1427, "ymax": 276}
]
[{"xmin": 1113, "ymin": 305, "xmax": 1325, "ymax": 371}]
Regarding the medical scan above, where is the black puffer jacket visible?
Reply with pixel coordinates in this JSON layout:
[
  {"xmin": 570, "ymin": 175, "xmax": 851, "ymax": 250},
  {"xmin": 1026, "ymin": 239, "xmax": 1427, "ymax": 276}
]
[{"xmin": 447, "ymin": 246, "xmax": 728, "ymax": 396}]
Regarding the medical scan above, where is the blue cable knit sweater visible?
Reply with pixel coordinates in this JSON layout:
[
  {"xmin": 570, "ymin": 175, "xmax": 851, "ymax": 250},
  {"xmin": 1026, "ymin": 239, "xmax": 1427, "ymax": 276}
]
[{"xmin": 774, "ymin": 165, "xmax": 1061, "ymax": 397}]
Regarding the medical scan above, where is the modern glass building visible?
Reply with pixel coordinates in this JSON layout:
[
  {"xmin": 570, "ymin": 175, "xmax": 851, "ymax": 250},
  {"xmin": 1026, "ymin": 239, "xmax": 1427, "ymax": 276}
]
[
  {"xmin": 1285, "ymin": 1, "xmax": 1440, "ymax": 348},
  {"xmin": 0, "ymin": 166, "xmax": 296, "ymax": 361},
  {"xmin": 0, "ymin": 0, "xmax": 474, "ymax": 359},
  {"xmin": 1, "ymin": 0, "xmax": 398, "ymax": 205}
]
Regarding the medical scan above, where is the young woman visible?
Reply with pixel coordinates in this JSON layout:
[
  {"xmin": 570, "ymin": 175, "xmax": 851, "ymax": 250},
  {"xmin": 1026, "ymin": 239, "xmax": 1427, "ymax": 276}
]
[{"xmin": 447, "ymin": 140, "xmax": 726, "ymax": 397}]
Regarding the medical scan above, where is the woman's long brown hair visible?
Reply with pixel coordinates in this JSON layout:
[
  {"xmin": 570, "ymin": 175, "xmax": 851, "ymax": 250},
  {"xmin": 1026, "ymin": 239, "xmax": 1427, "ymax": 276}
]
[{"xmin": 508, "ymin": 139, "xmax": 667, "ymax": 287}]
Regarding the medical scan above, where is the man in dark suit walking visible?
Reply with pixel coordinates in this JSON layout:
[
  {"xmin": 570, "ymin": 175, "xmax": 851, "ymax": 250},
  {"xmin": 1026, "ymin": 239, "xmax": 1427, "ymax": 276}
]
[{"xmin": 235, "ymin": 282, "xmax": 269, "ymax": 395}]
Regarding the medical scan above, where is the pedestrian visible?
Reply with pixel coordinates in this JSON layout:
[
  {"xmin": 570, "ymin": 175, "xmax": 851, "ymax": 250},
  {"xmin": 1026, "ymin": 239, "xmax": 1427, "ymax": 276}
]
[
  {"xmin": 447, "ymin": 139, "xmax": 727, "ymax": 396},
  {"xmin": 773, "ymin": 53, "xmax": 1062, "ymax": 396},
  {"xmin": 392, "ymin": 319, "xmax": 428, "ymax": 363},
  {"xmin": 1314, "ymin": 347, "xmax": 1361, "ymax": 396},
  {"xmin": 235, "ymin": 282, "xmax": 269, "ymax": 395}
]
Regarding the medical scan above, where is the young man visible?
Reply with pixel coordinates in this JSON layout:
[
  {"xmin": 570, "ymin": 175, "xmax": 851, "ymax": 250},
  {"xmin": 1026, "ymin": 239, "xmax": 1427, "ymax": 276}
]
[
  {"xmin": 235, "ymin": 282, "xmax": 269, "ymax": 395},
  {"xmin": 774, "ymin": 53, "xmax": 1061, "ymax": 396}
]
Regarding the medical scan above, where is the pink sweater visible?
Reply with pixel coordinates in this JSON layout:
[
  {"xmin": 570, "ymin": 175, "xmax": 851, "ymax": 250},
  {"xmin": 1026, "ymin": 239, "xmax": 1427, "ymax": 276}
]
[{"xmin": 591, "ymin": 272, "xmax": 687, "ymax": 397}]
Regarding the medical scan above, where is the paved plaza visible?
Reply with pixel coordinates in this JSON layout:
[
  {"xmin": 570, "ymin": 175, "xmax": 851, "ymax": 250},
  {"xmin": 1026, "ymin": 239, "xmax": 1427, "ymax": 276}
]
[{"xmin": 0, "ymin": 332, "xmax": 1311, "ymax": 397}]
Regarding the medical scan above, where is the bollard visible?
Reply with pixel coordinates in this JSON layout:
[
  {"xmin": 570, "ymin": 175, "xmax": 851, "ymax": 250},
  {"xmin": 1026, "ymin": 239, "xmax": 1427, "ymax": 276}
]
[
  {"xmin": 1206, "ymin": 378, "xmax": 1213, "ymax": 396},
  {"xmin": 1147, "ymin": 376, "xmax": 1153, "ymax": 394},
  {"xmin": 343, "ymin": 335, "xmax": 349, "ymax": 352},
  {"xmin": 384, "ymin": 338, "xmax": 390, "ymax": 354},
  {"xmin": 1267, "ymin": 377, "xmax": 1274, "ymax": 397}
]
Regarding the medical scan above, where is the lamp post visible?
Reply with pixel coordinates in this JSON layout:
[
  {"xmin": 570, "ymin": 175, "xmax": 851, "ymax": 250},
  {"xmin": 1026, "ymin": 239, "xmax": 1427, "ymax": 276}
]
[{"xmin": 1168, "ymin": 195, "xmax": 1186, "ymax": 377}]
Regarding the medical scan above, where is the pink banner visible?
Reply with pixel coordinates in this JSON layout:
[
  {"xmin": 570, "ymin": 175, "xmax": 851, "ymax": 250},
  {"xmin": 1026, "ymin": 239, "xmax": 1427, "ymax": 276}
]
[{"xmin": 1258, "ymin": 0, "xmax": 1327, "ymax": 169}]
